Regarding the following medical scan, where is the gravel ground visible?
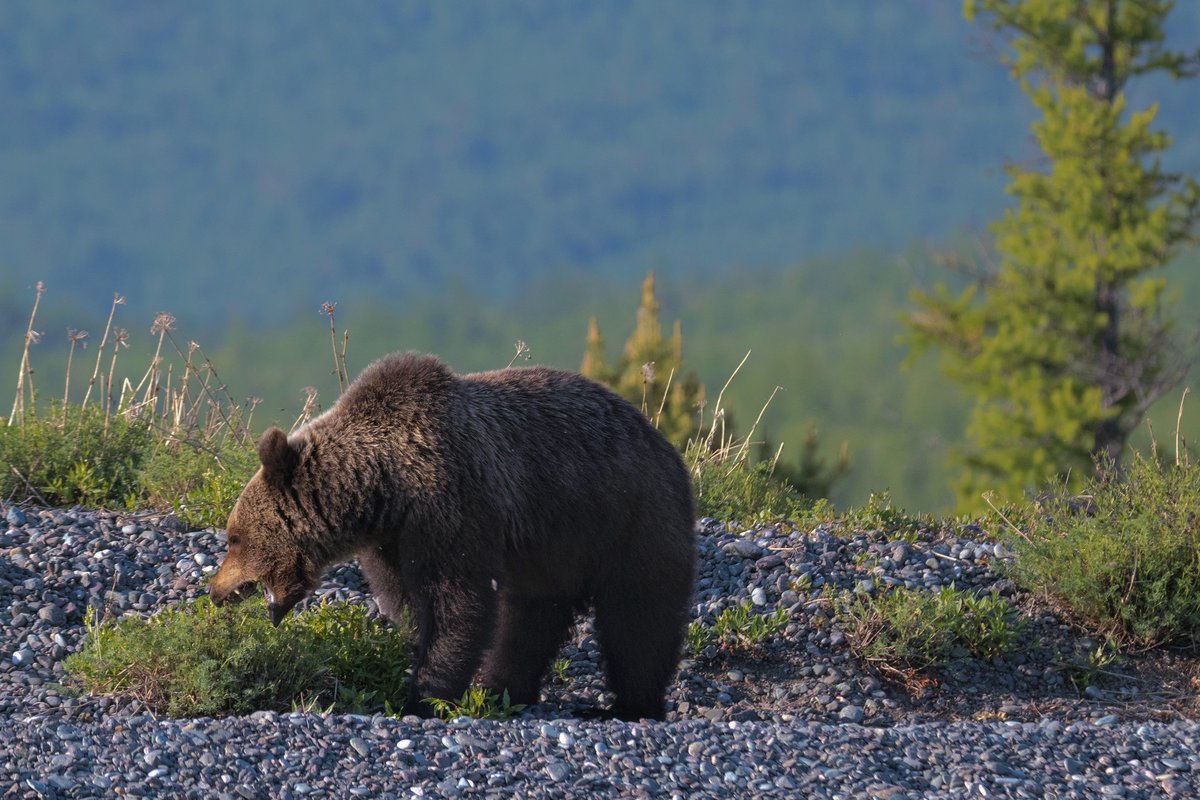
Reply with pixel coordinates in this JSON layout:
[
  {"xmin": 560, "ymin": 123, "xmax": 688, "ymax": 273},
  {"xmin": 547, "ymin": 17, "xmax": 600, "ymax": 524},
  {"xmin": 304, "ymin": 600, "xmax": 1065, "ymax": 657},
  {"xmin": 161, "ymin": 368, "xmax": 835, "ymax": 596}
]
[{"xmin": 2, "ymin": 505, "xmax": 1198, "ymax": 798}]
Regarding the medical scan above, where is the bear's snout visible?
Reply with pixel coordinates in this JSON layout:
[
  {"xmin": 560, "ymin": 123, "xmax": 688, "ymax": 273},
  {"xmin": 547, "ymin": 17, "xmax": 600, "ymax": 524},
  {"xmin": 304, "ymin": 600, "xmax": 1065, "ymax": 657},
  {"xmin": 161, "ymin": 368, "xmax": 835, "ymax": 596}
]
[{"xmin": 209, "ymin": 579, "xmax": 256, "ymax": 607}]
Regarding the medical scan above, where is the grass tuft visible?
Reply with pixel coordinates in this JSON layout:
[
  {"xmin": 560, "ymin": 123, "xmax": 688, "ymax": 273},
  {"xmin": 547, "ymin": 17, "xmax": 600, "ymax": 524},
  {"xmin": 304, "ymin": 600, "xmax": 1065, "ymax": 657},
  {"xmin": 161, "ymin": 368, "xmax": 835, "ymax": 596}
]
[
  {"xmin": 424, "ymin": 687, "xmax": 526, "ymax": 721},
  {"xmin": 688, "ymin": 601, "xmax": 789, "ymax": 656}
]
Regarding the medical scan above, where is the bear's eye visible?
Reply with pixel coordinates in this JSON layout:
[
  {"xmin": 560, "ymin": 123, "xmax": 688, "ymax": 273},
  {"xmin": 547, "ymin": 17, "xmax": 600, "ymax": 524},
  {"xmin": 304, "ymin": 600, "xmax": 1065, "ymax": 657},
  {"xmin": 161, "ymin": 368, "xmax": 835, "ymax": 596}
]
[{"xmin": 228, "ymin": 534, "xmax": 241, "ymax": 547}]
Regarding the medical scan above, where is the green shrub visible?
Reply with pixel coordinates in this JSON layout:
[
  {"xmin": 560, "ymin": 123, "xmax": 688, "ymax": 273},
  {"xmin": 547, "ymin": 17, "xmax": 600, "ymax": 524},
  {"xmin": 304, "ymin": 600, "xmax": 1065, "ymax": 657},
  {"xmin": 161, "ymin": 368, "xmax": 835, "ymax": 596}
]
[
  {"xmin": 0, "ymin": 403, "xmax": 153, "ymax": 507},
  {"xmin": 1006, "ymin": 454, "xmax": 1200, "ymax": 646},
  {"xmin": 3, "ymin": 292, "xmax": 259, "ymax": 520},
  {"xmin": 65, "ymin": 595, "xmax": 411, "ymax": 718},
  {"xmin": 838, "ymin": 586, "xmax": 1025, "ymax": 674}
]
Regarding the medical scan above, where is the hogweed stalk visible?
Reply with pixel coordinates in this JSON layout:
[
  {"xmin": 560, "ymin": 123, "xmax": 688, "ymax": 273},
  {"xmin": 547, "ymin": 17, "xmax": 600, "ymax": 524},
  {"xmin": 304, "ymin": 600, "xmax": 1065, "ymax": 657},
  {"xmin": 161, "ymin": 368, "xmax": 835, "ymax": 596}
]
[
  {"xmin": 63, "ymin": 328, "xmax": 89, "ymax": 414},
  {"xmin": 8, "ymin": 281, "xmax": 45, "ymax": 426},
  {"xmin": 81, "ymin": 293, "xmax": 125, "ymax": 414},
  {"xmin": 321, "ymin": 302, "xmax": 349, "ymax": 395}
]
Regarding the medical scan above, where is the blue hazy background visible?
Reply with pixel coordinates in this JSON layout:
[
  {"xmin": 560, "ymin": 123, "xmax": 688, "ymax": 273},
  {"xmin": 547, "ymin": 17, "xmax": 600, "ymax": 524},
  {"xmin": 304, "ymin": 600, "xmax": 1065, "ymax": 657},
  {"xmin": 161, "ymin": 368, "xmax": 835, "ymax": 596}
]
[{"xmin": 2, "ymin": 1, "xmax": 1198, "ymax": 511}]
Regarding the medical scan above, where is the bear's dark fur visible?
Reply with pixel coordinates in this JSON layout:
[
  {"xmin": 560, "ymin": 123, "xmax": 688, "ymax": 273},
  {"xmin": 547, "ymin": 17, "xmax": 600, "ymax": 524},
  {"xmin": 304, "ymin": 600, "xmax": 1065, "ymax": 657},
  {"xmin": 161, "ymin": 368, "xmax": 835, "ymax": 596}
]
[{"xmin": 209, "ymin": 352, "xmax": 696, "ymax": 720}]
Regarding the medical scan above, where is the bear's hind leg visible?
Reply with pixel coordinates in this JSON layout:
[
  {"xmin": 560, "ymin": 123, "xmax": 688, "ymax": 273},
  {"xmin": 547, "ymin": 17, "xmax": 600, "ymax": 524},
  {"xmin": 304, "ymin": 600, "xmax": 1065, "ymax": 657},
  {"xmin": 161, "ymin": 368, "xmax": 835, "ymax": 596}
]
[
  {"xmin": 480, "ymin": 595, "xmax": 575, "ymax": 708},
  {"xmin": 593, "ymin": 580, "xmax": 688, "ymax": 721}
]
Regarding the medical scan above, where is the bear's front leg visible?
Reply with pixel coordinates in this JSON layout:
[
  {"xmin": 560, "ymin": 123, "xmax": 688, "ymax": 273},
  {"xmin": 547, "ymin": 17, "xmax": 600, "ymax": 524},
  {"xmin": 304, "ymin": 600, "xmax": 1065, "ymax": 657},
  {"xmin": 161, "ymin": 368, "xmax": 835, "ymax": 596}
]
[{"xmin": 405, "ymin": 579, "xmax": 497, "ymax": 717}]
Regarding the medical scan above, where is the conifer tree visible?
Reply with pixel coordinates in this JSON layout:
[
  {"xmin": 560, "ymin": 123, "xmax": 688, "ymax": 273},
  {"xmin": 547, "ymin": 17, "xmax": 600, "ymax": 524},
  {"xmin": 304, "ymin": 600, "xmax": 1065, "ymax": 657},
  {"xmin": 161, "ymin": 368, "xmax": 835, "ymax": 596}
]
[
  {"xmin": 581, "ymin": 272, "xmax": 704, "ymax": 448},
  {"xmin": 908, "ymin": 0, "xmax": 1198, "ymax": 508}
]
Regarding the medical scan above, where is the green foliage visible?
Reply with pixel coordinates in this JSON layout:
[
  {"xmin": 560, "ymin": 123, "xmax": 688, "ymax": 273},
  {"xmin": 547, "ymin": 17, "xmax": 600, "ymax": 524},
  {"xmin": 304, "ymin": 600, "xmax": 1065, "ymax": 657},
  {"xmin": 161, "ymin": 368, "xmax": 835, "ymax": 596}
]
[
  {"xmin": 839, "ymin": 490, "xmax": 930, "ymax": 537},
  {"xmin": 1054, "ymin": 639, "xmax": 1125, "ymax": 691},
  {"xmin": 2, "ymin": 292, "xmax": 258, "ymax": 520},
  {"xmin": 1006, "ymin": 452, "xmax": 1200, "ymax": 646},
  {"xmin": 838, "ymin": 586, "xmax": 1026, "ymax": 674},
  {"xmin": 0, "ymin": 403, "xmax": 153, "ymax": 507},
  {"xmin": 760, "ymin": 424, "xmax": 851, "ymax": 507},
  {"xmin": 907, "ymin": 0, "xmax": 1199, "ymax": 509},
  {"xmin": 587, "ymin": 274, "xmax": 851, "ymax": 504},
  {"xmin": 685, "ymin": 438, "xmax": 832, "ymax": 526},
  {"xmin": 140, "ymin": 439, "xmax": 257, "ymax": 530},
  {"xmin": 689, "ymin": 601, "xmax": 789, "ymax": 656},
  {"xmin": 65, "ymin": 595, "xmax": 411, "ymax": 718},
  {"xmin": 582, "ymin": 271, "xmax": 705, "ymax": 448},
  {"xmin": 424, "ymin": 688, "xmax": 526, "ymax": 722},
  {"xmin": 686, "ymin": 620, "xmax": 715, "ymax": 657}
]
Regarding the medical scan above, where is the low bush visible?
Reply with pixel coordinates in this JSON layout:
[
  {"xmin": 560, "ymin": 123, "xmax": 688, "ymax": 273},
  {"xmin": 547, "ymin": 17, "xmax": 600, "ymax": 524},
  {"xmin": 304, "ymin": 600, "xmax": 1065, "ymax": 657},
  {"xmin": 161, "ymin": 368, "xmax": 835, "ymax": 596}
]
[
  {"xmin": 2, "ymin": 291, "xmax": 260, "ymax": 523},
  {"xmin": 65, "ymin": 595, "xmax": 411, "ymax": 718},
  {"xmin": 837, "ymin": 585, "xmax": 1026, "ymax": 675},
  {"xmin": 1005, "ymin": 453, "xmax": 1200, "ymax": 646},
  {"xmin": 0, "ymin": 404, "xmax": 153, "ymax": 508}
]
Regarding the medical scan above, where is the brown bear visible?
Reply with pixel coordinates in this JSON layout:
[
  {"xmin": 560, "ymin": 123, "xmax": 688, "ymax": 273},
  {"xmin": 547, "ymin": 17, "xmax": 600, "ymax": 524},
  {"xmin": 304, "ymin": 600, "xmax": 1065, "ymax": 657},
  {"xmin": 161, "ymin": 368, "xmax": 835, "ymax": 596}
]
[{"xmin": 209, "ymin": 352, "xmax": 696, "ymax": 720}]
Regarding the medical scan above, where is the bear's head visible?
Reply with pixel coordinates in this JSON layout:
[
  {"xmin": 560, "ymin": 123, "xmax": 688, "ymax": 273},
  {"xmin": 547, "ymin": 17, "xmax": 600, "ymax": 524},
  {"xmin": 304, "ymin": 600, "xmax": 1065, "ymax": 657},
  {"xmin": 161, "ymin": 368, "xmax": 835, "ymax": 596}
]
[{"xmin": 209, "ymin": 427, "xmax": 321, "ymax": 626}]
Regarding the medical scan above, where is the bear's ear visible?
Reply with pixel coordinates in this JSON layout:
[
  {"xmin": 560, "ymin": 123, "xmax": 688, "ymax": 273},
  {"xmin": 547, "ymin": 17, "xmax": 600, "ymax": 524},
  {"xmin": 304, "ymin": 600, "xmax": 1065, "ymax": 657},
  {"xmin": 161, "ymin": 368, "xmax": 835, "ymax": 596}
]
[{"xmin": 258, "ymin": 427, "xmax": 300, "ymax": 486}]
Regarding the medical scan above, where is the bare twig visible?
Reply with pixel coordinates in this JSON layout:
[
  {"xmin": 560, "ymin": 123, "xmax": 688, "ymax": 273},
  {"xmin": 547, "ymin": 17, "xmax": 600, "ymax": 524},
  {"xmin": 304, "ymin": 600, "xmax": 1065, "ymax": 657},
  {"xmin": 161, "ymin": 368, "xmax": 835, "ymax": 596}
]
[
  {"xmin": 1176, "ymin": 388, "xmax": 1190, "ymax": 468},
  {"xmin": 8, "ymin": 466, "xmax": 49, "ymax": 506}
]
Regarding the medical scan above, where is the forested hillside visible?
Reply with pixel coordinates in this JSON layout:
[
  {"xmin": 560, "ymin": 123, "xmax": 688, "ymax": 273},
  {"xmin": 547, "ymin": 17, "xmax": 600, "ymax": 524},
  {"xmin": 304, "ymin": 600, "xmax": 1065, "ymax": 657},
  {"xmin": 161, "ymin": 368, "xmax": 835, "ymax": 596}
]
[{"xmin": 2, "ymin": 2, "xmax": 1198, "ymax": 510}]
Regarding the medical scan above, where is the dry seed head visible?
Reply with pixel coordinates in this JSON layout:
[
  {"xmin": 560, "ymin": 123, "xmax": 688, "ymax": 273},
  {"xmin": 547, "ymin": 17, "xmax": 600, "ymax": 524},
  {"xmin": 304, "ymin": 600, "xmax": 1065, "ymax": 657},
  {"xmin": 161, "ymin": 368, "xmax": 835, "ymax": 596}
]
[
  {"xmin": 68, "ymin": 328, "xmax": 89, "ymax": 347},
  {"xmin": 113, "ymin": 328, "xmax": 129, "ymax": 347},
  {"xmin": 26, "ymin": 330, "xmax": 42, "ymax": 346},
  {"xmin": 321, "ymin": 301, "xmax": 337, "ymax": 316},
  {"xmin": 151, "ymin": 312, "xmax": 176, "ymax": 335},
  {"xmin": 642, "ymin": 361, "xmax": 656, "ymax": 385}
]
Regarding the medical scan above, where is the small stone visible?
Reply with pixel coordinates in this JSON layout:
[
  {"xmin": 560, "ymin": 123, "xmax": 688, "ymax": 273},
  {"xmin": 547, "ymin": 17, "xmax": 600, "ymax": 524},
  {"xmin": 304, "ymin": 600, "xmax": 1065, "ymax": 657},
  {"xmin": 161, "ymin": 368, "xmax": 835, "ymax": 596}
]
[
  {"xmin": 687, "ymin": 742, "xmax": 704, "ymax": 757},
  {"xmin": 159, "ymin": 514, "xmax": 188, "ymax": 533},
  {"xmin": 750, "ymin": 587, "xmax": 768, "ymax": 606},
  {"xmin": 838, "ymin": 704, "xmax": 864, "ymax": 723},
  {"xmin": 1063, "ymin": 758, "xmax": 1086, "ymax": 776},
  {"xmin": 12, "ymin": 648, "xmax": 35, "ymax": 667},
  {"xmin": 1161, "ymin": 758, "xmax": 1188, "ymax": 770},
  {"xmin": 546, "ymin": 762, "xmax": 570, "ymax": 781},
  {"xmin": 6, "ymin": 506, "xmax": 27, "ymax": 526},
  {"xmin": 726, "ymin": 539, "xmax": 762, "ymax": 559},
  {"xmin": 121, "ymin": 523, "xmax": 140, "ymax": 536},
  {"xmin": 755, "ymin": 554, "xmax": 784, "ymax": 570},
  {"xmin": 38, "ymin": 605, "xmax": 66, "ymax": 626},
  {"xmin": 350, "ymin": 737, "xmax": 370, "ymax": 757},
  {"xmin": 1094, "ymin": 714, "xmax": 1119, "ymax": 727}
]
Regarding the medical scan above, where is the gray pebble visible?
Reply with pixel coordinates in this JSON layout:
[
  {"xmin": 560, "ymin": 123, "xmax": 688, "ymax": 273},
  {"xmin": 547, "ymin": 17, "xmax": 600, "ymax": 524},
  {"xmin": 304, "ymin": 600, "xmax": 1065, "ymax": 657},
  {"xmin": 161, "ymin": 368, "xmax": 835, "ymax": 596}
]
[{"xmin": 838, "ymin": 705, "xmax": 864, "ymax": 723}]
